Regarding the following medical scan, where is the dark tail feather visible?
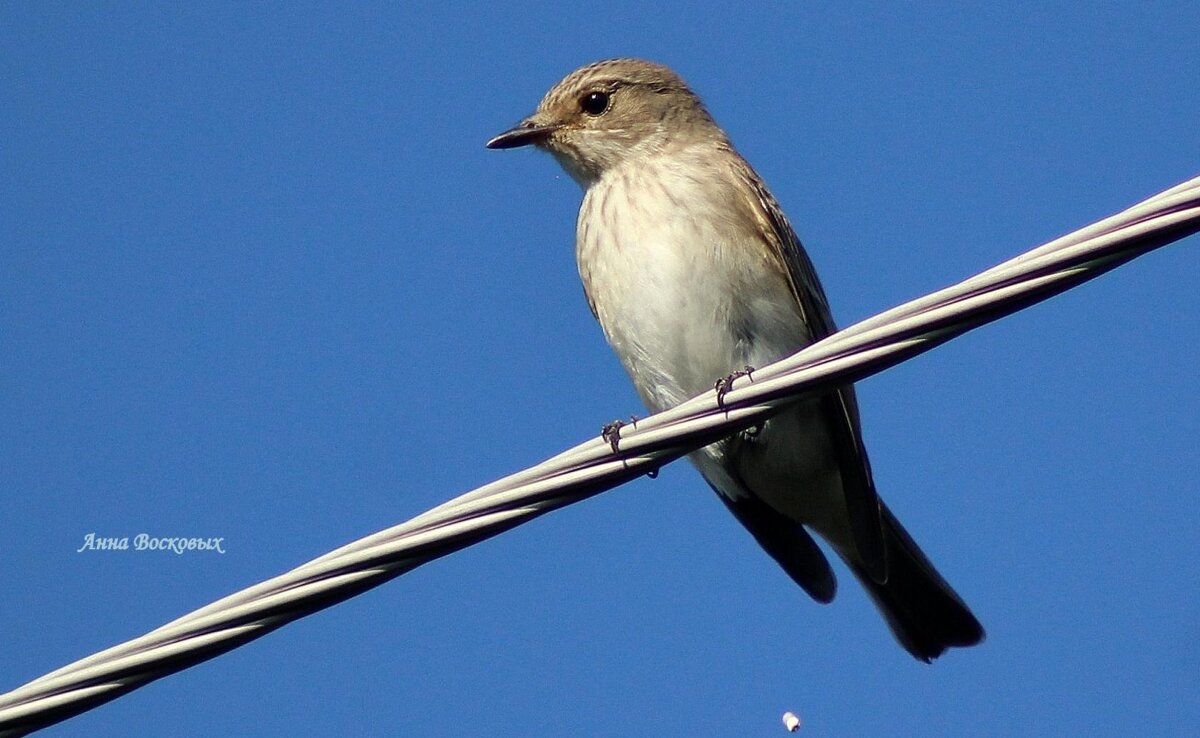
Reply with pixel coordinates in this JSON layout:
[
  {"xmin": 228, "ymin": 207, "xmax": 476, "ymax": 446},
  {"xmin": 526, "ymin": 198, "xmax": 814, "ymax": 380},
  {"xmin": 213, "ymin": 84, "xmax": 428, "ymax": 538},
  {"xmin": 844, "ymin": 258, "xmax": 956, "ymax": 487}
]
[
  {"xmin": 852, "ymin": 502, "xmax": 984, "ymax": 662},
  {"xmin": 716, "ymin": 486, "xmax": 837, "ymax": 604}
]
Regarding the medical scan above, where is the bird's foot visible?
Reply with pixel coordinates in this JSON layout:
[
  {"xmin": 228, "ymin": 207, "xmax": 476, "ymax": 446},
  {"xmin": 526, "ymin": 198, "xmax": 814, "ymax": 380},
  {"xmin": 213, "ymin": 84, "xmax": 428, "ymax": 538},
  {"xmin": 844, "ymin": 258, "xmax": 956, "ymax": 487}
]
[
  {"xmin": 601, "ymin": 419, "xmax": 627, "ymax": 453},
  {"xmin": 714, "ymin": 365, "xmax": 755, "ymax": 408}
]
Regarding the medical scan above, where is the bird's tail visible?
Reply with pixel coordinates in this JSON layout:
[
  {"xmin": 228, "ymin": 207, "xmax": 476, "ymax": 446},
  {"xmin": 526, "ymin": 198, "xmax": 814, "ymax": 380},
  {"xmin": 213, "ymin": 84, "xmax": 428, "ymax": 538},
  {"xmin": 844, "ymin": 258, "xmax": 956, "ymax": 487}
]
[{"xmin": 850, "ymin": 502, "xmax": 984, "ymax": 662}]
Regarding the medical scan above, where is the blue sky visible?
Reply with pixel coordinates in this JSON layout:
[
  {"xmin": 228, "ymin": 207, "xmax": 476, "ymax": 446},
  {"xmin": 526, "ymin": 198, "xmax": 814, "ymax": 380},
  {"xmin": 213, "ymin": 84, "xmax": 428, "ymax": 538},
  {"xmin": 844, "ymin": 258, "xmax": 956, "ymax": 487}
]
[{"xmin": 3, "ymin": 3, "xmax": 1198, "ymax": 736}]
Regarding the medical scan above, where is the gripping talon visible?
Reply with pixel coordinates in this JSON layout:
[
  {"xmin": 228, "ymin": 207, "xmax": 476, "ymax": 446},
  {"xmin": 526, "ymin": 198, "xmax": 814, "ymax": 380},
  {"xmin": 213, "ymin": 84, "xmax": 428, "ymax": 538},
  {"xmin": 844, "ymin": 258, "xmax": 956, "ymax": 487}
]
[
  {"xmin": 714, "ymin": 376, "xmax": 736, "ymax": 408},
  {"xmin": 714, "ymin": 365, "xmax": 756, "ymax": 409},
  {"xmin": 601, "ymin": 419, "xmax": 626, "ymax": 453}
]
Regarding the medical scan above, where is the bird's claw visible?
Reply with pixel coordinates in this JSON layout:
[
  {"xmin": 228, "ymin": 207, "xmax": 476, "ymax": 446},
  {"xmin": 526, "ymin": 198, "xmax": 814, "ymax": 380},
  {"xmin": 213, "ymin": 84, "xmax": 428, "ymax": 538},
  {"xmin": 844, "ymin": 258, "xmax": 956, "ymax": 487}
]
[
  {"xmin": 714, "ymin": 365, "xmax": 755, "ymax": 408},
  {"xmin": 601, "ymin": 419, "xmax": 626, "ymax": 453}
]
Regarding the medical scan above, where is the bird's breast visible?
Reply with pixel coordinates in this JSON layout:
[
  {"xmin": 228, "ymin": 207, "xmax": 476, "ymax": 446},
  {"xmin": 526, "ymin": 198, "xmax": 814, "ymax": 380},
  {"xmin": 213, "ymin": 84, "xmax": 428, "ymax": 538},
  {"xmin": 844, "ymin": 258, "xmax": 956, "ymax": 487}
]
[{"xmin": 576, "ymin": 158, "xmax": 809, "ymax": 413}]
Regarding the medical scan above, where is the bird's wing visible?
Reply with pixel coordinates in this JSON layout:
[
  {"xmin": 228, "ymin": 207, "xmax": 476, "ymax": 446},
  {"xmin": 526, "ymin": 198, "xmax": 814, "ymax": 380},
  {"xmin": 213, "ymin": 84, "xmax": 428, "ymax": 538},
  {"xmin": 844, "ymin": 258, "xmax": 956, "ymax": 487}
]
[
  {"xmin": 714, "ymin": 482, "xmax": 836, "ymax": 603},
  {"xmin": 726, "ymin": 149, "xmax": 888, "ymax": 583}
]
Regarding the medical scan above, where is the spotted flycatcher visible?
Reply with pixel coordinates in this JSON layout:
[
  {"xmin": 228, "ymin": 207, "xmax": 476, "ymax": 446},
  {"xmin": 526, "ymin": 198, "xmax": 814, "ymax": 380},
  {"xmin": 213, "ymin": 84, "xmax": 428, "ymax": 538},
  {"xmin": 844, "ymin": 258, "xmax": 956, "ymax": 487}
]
[{"xmin": 488, "ymin": 58, "xmax": 983, "ymax": 661}]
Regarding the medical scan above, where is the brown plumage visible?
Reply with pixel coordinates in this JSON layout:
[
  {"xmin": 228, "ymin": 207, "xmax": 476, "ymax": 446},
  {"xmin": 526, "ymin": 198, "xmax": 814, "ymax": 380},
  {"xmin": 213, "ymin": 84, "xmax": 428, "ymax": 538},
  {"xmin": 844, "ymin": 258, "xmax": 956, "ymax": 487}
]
[{"xmin": 489, "ymin": 58, "xmax": 983, "ymax": 661}]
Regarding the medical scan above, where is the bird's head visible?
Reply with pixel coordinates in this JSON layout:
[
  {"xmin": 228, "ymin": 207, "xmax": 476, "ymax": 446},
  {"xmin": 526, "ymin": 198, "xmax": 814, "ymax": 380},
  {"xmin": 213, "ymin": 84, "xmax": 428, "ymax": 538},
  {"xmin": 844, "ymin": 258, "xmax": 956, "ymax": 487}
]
[{"xmin": 487, "ymin": 58, "xmax": 719, "ymax": 185}]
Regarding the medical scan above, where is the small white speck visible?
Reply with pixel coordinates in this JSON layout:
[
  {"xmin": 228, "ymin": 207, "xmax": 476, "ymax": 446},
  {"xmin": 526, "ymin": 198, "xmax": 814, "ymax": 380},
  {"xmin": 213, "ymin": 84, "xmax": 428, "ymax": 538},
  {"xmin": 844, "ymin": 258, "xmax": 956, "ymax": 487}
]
[{"xmin": 782, "ymin": 711, "xmax": 801, "ymax": 732}]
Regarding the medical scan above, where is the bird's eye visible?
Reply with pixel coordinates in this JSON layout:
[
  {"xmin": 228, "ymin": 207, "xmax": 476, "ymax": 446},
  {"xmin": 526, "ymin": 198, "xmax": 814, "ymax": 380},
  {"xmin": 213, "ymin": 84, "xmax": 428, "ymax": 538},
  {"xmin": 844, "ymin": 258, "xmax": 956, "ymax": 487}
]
[{"xmin": 580, "ymin": 91, "xmax": 610, "ymax": 116}]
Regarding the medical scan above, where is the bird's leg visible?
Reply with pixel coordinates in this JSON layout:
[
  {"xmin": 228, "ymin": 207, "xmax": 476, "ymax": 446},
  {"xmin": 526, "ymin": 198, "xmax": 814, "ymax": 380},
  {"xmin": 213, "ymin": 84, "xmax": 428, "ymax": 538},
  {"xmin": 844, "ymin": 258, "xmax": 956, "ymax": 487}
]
[
  {"xmin": 601, "ymin": 419, "xmax": 627, "ymax": 453},
  {"xmin": 602, "ymin": 418, "xmax": 659, "ymax": 477},
  {"xmin": 714, "ymin": 365, "xmax": 756, "ymax": 409}
]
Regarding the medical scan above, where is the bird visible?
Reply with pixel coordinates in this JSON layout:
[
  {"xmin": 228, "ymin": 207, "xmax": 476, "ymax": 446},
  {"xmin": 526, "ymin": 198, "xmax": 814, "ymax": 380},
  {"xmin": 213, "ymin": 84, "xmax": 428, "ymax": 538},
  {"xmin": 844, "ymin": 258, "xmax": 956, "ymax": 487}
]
[{"xmin": 487, "ymin": 58, "xmax": 983, "ymax": 661}]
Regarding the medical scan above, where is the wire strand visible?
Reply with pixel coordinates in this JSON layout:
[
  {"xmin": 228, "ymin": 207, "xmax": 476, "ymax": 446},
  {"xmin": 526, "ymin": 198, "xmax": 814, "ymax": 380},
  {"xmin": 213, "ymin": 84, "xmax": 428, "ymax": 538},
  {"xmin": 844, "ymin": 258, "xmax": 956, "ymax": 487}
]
[{"xmin": 2, "ymin": 175, "xmax": 1197, "ymax": 736}]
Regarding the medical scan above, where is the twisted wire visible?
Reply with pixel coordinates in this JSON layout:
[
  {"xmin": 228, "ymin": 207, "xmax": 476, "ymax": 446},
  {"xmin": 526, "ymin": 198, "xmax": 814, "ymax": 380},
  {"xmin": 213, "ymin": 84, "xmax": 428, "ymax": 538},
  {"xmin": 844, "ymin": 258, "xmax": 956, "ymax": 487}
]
[{"xmin": 2, "ymin": 175, "xmax": 1196, "ymax": 735}]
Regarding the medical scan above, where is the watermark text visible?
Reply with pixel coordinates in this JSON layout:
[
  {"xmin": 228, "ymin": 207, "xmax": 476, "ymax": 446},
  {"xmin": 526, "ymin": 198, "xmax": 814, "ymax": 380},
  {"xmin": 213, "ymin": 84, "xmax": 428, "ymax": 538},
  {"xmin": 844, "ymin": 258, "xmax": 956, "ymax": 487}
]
[{"xmin": 77, "ymin": 533, "xmax": 226, "ymax": 554}]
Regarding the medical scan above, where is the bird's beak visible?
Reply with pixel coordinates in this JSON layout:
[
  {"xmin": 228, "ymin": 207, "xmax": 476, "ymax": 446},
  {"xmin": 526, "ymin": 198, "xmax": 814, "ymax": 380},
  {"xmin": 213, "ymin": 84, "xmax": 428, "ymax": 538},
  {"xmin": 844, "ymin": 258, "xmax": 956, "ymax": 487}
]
[{"xmin": 486, "ymin": 118, "xmax": 561, "ymax": 149}]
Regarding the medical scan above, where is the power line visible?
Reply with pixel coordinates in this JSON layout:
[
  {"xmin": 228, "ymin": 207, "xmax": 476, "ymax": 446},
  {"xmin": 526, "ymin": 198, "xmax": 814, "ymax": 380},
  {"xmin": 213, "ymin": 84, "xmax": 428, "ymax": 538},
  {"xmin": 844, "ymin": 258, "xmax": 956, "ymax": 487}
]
[{"xmin": 1, "ymin": 175, "xmax": 1197, "ymax": 736}]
